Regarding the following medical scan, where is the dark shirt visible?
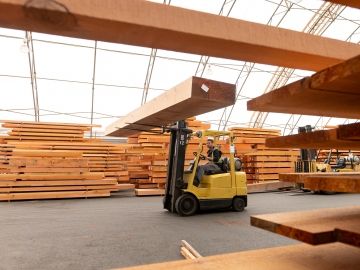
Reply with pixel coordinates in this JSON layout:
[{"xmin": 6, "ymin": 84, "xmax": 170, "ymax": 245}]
[{"xmin": 207, "ymin": 148, "xmax": 221, "ymax": 163}]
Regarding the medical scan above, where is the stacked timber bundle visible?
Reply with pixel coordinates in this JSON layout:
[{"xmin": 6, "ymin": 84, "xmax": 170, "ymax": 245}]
[
  {"xmin": 243, "ymin": 149, "xmax": 299, "ymax": 183},
  {"xmin": 0, "ymin": 148, "xmax": 120, "ymax": 201},
  {"xmin": 0, "ymin": 120, "xmax": 134, "ymax": 201},
  {"xmin": 126, "ymin": 118, "xmax": 211, "ymax": 196},
  {"xmin": 228, "ymin": 127, "xmax": 299, "ymax": 183},
  {"xmin": 2, "ymin": 120, "xmax": 94, "ymax": 142},
  {"xmin": 0, "ymin": 120, "xmax": 130, "ymax": 182}
]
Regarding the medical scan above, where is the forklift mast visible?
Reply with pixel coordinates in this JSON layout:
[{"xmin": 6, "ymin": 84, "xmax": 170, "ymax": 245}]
[
  {"xmin": 296, "ymin": 125, "xmax": 317, "ymax": 173},
  {"xmin": 163, "ymin": 120, "xmax": 192, "ymax": 213}
]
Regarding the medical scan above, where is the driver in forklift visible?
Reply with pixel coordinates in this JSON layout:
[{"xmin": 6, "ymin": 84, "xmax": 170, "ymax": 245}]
[{"xmin": 194, "ymin": 137, "xmax": 223, "ymax": 186}]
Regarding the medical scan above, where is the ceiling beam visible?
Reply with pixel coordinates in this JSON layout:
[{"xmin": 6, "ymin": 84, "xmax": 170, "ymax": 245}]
[
  {"xmin": 0, "ymin": 0, "xmax": 359, "ymax": 71},
  {"xmin": 324, "ymin": 0, "xmax": 360, "ymax": 9}
]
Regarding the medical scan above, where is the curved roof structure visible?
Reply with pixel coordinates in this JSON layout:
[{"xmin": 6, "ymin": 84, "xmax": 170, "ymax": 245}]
[{"xmin": 0, "ymin": 0, "xmax": 359, "ymax": 137}]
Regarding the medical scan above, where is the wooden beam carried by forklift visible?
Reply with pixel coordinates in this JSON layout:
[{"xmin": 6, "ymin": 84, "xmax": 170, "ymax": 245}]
[{"xmin": 105, "ymin": 77, "xmax": 236, "ymax": 137}]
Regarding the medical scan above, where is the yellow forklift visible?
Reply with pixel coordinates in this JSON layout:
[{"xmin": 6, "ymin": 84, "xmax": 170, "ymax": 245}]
[{"xmin": 163, "ymin": 120, "xmax": 247, "ymax": 216}]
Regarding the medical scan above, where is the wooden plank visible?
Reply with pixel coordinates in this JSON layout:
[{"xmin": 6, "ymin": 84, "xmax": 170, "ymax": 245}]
[
  {"xmin": 251, "ymin": 206, "xmax": 360, "ymax": 247},
  {"xmin": 8, "ymin": 158, "xmax": 88, "ymax": 168},
  {"xmin": 325, "ymin": 0, "xmax": 360, "ymax": 9},
  {"xmin": 4, "ymin": 136, "xmax": 84, "ymax": 141},
  {"xmin": 265, "ymin": 123, "xmax": 360, "ymax": 150},
  {"xmin": 11, "ymin": 149, "xmax": 83, "ymax": 157},
  {"xmin": 0, "ymin": 172, "xmax": 104, "ymax": 181},
  {"xmin": 247, "ymin": 181, "xmax": 294, "ymax": 193},
  {"xmin": 244, "ymin": 150, "xmax": 299, "ymax": 156},
  {"xmin": 117, "ymin": 243, "xmax": 360, "ymax": 270},
  {"xmin": 180, "ymin": 247, "xmax": 196, "ymax": 260},
  {"xmin": 0, "ymin": 185, "xmax": 119, "ymax": 192},
  {"xmin": 279, "ymin": 172, "xmax": 360, "ymax": 183},
  {"xmin": 181, "ymin": 240, "xmax": 202, "ymax": 259},
  {"xmin": 0, "ymin": 190, "xmax": 110, "ymax": 201},
  {"xmin": 0, "ymin": 180, "xmax": 117, "ymax": 187},
  {"xmin": 106, "ymin": 77, "xmax": 235, "ymax": 137},
  {"xmin": 135, "ymin": 188, "xmax": 165, "ymax": 196},
  {"xmin": 8, "ymin": 132, "xmax": 84, "ymax": 137},
  {"xmin": 246, "ymin": 162, "xmax": 293, "ymax": 168},
  {"xmin": 303, "ymin": 175, "xmax": 360, "ymax": 193},
  {"xmin": 248, "ymin": 55, "xmax": 360, "ymax": 119},
  {"xmin": 1, "ymin": 120, "xmax": 99, "ymax": 128},
  {"xmin": 7, "ymin": 167, "xmax": 89, "ymax": 173},
  {"xmin": 1, "ymin": 0, "xmax": 358, "ymax": 71},
  {"xmin": 10, "ymin": 128, "xmax": 84, "ymax": 134}
]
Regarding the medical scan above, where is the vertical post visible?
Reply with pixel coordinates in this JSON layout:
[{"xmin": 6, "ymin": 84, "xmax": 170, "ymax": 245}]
[{"xmin": 90, "ymin": 40, "xmax": 97, "ymax": 137}]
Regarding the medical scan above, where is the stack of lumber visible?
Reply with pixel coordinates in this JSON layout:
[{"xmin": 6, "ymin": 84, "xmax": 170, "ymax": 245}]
[
  {"xmin": 228, "ymin": 127, "xmax": 298, "ymax": 183},
  {"xmin": 2, "ymin": 120, "xmax": 96, "ymax": 142},
  {"xmin": 0, "ymin": 148, "xmax": 120, "ymax": 201},
  {"xmin": 229, "ymin": 127, "xmax": 280, "ymax": 154},
  {"xmin": 243, "ymin": 149, "xmax": 299, "ymax": 183},
  {"xmin": 127, "ymin": 118, "xmax": 211, "ymax": 196},
  {"xmin": 0, "ymin": 120, "xmax": 134, "ymax": 201},
  {"xmin": 127, "ymin": 119, "xmax": 299, "ymax": 195},
  {"xmin": 0, "ymin": 120, "xmax": 130, "ymax": 182}
]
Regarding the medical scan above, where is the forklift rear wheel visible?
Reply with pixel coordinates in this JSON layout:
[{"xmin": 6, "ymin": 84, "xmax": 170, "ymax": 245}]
[
  {"xmin": 232, "ymin": 197, "xmax": 245, "ymax": 212},
  {"xmin": 175, "ymin": 194, "xmax": 198, "ymax": 216}
]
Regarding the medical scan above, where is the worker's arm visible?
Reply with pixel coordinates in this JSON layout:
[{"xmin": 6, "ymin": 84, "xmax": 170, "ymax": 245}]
[{"xmin": 207, "ymin": 149, "xmax": 221, "ymax": 162}]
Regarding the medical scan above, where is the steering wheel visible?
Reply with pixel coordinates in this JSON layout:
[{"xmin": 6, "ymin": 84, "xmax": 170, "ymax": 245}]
[{"xmin": 193, "ymin": 152, "xmax": 206, "ymax": 160}]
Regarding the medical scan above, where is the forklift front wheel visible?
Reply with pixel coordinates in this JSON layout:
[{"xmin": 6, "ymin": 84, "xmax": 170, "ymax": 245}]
[
  {"xmin": 232, "ymin": 197, "xmax": 245, "ymax": 212},
  {"xmin": 175, "ymin": 194, "xmax": 198, "ymax": 216}
]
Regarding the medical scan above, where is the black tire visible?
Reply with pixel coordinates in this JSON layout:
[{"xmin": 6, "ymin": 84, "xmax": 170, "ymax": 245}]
[
  {"xmin": 232, "ymin": 197, "xmax": 245, "ymax": 212},
  {"xmin": 175, "ymin": 194, "xmax": 198, "ymax": 216}
]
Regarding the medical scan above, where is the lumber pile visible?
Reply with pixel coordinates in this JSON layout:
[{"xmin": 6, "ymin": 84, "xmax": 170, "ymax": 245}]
[
  {"xmin": 0, "ymin": 148, "xmax": 120, "ymax": 201},
  {"xmin": 0, "ymin": 121, "xmax": 134, "ymax": 201},
  {"xmin": 127, "ymin": 118, "xmax": 210, "ymax": 196},
  {"xmin": 227, "ymin": 127, "xmax": 298, "ymax": 183}
]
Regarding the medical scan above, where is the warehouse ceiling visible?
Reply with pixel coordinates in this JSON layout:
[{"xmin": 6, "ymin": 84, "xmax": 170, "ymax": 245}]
[{"xmin": 0, "ymin": 0, "xmax": 359, "ymax": 137}]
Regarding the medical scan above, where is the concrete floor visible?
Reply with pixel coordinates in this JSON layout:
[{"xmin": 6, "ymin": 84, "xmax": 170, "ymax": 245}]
[{"xmin": 0, "ymin": 191, "xmax": 359, "ymax": 270}]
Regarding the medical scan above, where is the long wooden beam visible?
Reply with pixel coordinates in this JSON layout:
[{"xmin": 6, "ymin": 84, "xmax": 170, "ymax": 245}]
[
  {"xmin": 325, "ymin": 0, "xmax": 360, "ymax": 9},
  {"xmin": 265, "ymin": 123, "xmax": 360, "ymax": 150},
  {"xmin": 247, "ymin": 55, "xmax": 360, "ymax": 118},
  {"xmin": 0, "ymin": 0, "xmax": 359, "ymax": 71},
  {"xmin": 118, "ymin": 243, "xmax": 360, "ymax": 270},
  {"xmin": 279, "ymin": 172, "xmax": 360, "ymax": 183},
  {"xmin": 279, "ymin": 172, "xmax": 360, "ymax": 192},
  {"xmin": 251, "ymin": 206, "xmax": 360, "ymax": 247},
  {"xmin": 105, "ymin": 77, "xmax": 235, "ymax": 137},
  {"xmin": 303, "ymin": 175, "xmax": 360, "ymax": 193}
]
